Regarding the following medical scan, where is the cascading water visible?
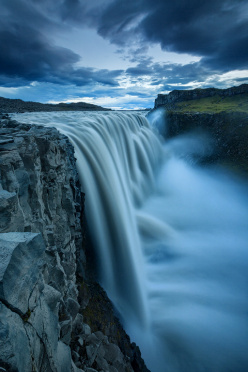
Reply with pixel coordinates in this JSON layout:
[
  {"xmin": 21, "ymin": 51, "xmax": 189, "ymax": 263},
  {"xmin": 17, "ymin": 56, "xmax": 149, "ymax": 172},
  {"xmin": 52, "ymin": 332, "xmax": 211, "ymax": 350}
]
[{"xmin": 13, "ymin": 111, "xmax": 248, "ymax": 372}]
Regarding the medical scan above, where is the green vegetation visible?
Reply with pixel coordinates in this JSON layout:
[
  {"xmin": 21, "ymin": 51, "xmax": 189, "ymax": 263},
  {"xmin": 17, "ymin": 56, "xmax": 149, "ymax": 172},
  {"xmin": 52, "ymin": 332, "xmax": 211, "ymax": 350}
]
[{"xmin": 174, "ymin": 93, "xmax": 248, "ymax": 113}]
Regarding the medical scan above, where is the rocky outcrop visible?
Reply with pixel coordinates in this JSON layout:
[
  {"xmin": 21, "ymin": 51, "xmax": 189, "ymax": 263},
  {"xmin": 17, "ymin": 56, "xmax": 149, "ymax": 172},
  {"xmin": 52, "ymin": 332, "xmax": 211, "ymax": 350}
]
[
  {"xmin": 0, "ymin": 115, "xmax": 149, "ymax": 372},
  {"xmin": 155, "ymin": 84, "xmax": 248, "ymax": 108},
  {"xmin": 0, "ymin": 116, "xmax": 83, "ymax": 371},
  {"xmin": 0, "ymin": 232, "xmax": 71, "ymax": 372},
  {"xmin": 0, "ymin": 97, "xmax": 110, "ymax": 113},
  {"xmin": 75, "ymin": 281, "xmax": 149, "ymax": 372}
]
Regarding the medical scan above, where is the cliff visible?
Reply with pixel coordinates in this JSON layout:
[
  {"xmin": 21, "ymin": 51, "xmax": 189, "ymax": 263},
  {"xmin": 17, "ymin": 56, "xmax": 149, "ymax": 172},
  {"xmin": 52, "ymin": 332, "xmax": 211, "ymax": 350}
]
[
  {"xmin": 152, "ymin": 85, "xmax": 248, "ymax": 175},
  {"xmin": 0, "ymin": 97, "xmax": 110, "ymax": 113},
  {"xmin": 154, "ymin": 84, "xmax": 248, "ymax": 109},
  {"xmin": 166, "ymin": 111, "xmax": 248, "ymax": 173},
  {"xmin": 0, "ymin": 115, "xmax": 149, "ymax": 372}
]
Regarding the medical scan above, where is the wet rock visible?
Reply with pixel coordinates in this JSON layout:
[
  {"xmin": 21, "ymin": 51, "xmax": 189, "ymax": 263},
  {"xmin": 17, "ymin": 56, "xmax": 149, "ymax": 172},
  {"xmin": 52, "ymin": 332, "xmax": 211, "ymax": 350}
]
[
  {"xmin": 165, "ymin": 110, "xmax": 248, "ymax": 174},
  {"xmin": 0, "ymin": 190, "xmax": 23, "ymax": 233},
  {"xmin": 60, "ymin": 319, "xmax": 72, "ymax": 345},
  {"xmin": 0, "ymin": 232, "xmax": 45, "ymax": 314},
  {"xmin": 67, "ymin": 297, "xmax": 80, "ymax": 320},
  {"xmin": 72, "ymin": 313, "xmax": 84, "ymax": 334},
  {"xmin": 78, "ymin": 337, "xmax": 84, "ymax": 347},
  {"xmin": 77, "ymin": 281, "xmax": 150, "ymax": 371},
  {"xmin": 0, "ymin": 232, "xmax": 73, "ymax": 372},
  {"xmin": 83, "ymin": 323, "xmax": 92, "ymax": 336}
]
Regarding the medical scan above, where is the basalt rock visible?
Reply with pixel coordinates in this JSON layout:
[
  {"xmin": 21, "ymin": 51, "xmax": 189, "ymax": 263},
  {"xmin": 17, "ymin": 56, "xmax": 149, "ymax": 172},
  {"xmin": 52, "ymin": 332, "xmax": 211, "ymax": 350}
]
[
  {"xmin": 0, "ymin": 232, "xmax": 71, "ymax": 372},
  {"xmin": 0, "ymin": 117, "xmax": 83, "ymax": 371},
  {"xmin": 165, "ymin": 111, "xmax": 248, "ymax": 174},
  {"xmin": 154, "ymin": 83, "xmax": 248, "ymax": 109}
]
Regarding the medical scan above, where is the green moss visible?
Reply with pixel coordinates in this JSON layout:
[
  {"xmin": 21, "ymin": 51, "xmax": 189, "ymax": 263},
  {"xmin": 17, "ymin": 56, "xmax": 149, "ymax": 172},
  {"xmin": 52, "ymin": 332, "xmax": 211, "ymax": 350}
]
[{"xmin": 174, "ymin": 94, "xmax": 248, "ymax": 113}]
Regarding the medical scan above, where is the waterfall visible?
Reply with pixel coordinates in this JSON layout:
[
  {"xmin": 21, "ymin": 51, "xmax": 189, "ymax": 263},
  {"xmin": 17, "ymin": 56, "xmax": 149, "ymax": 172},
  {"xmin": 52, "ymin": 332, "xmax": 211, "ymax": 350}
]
[
  {"xmin": 63, "ymin": 112, "xmax": 163, "ymax": 326},
  {"xmin": 13, "ymin": 111, "xmax": 248, "ymax": 372}
]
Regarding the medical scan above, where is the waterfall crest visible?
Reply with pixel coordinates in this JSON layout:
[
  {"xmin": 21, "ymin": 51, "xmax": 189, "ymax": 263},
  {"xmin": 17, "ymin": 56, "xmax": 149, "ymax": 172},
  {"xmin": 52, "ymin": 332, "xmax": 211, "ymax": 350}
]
[{"xmin": 66, "ymin": 112, "xmax": 163, "ymax": 325}]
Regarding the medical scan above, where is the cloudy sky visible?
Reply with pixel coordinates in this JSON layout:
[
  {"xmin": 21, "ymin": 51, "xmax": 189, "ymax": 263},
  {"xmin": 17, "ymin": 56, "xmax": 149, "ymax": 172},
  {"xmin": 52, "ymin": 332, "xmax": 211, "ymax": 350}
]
[{"xmin": 0, "ymin": 0, "xmax": 248, "ymax": 109}]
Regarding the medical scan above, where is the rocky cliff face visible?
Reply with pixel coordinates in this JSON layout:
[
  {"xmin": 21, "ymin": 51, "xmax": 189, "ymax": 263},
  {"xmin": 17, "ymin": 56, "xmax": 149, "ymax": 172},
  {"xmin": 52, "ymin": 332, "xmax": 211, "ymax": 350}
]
[
  {"xmin": 0, "ymin": 117, "xmax": 83, "ymax": 372},
  {"xmin": 165, "ymin": 111, "xmax": 248, "ymax": 174},
  {"xmin": 154, "ymin": 84, "xmax": 248, "ymax": 108},
  {"xmin": 0, "ymin": 116, "xmax": 149, "ymax": 372}
]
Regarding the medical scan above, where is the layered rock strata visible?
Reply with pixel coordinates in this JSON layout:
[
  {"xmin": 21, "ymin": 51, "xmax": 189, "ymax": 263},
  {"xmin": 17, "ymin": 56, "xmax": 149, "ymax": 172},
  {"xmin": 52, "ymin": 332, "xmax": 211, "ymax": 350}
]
[
  {"xmin": 0, "ymin": 117, "xmax": 83, "ymax": 371},
  {"xmin": 165, "ymin": 111, "xmax": 248, "ymax": 174},
  {"xmin": 155, "ymin": 83, "xmax": 248, "ymax": 108},
  {"xmin": 0, "ymin": 116, "xmax": 149, "ymax": 372}
]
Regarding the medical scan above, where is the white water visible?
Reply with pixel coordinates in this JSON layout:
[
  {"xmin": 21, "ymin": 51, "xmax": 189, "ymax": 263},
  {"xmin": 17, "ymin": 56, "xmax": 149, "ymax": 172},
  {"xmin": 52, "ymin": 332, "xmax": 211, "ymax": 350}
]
[{"xmin": 13, "ymin": 111, "xmax": 248, "ymax": 372}]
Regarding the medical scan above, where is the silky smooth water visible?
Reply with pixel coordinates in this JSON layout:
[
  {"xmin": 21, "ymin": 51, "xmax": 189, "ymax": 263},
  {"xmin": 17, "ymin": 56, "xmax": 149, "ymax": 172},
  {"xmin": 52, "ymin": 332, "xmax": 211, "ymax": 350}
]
[{"xmin": 13, "ymin": 111, "xmax": 248, "ymax": 372}]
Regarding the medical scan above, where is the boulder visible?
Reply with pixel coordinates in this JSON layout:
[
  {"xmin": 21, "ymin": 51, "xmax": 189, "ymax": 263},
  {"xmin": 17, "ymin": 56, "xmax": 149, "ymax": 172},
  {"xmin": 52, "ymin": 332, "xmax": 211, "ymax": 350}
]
[{"xmin": 0, "ymin": 232, "xmax": 45, "ymax": 314}]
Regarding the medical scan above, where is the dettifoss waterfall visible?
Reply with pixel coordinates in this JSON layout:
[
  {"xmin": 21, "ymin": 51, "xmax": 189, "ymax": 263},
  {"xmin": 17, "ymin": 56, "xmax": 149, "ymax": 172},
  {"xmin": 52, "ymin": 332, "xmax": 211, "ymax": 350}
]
[{"xmin": 13, "ymin": 111, "xmax": 248, "ymax": 372}]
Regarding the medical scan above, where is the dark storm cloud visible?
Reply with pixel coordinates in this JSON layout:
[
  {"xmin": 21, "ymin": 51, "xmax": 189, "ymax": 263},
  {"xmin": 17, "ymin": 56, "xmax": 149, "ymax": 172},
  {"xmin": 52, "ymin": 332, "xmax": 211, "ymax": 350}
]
[
  {"xmin": 0, "ymin": 0, "xmax": 74, "ymax": 84},
  {"xmin": 1, "ymin": 0, "xmax": 247, "ymax": 90},
  {"xmin": 0, "ymin": 0, "xmax": 123, "ymax": 87},
  {"xmin": 67, "ymin": 67, "xmax": 122, "ymax": 87},
  {"xmin": 83, "ymin": 0, "xmax": 248, "ymax": 73},
  {"xmin": 0, "ymin": 25, "xmax": 79, "ymax": 83}
]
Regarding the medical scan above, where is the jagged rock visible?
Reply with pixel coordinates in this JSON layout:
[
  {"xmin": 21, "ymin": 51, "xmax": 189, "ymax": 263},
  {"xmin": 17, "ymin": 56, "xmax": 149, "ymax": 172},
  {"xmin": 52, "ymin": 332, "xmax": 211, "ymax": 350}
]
[
  {"xmin": 72, "ymin": 360, "xmax": 85, "ymax": 372},
  {"xmin": 0, "ymin": 232, "xmax": 45, "ymax": 314},
  {"xmin": 78, "ymin": 337, "xmax": 84, "ymax": 347},
  {"xmin": 77, "ymin": 281, "xmax": 150, "ymax": 371},
  {"xmin": 72, "ymin": 313, "xmax": 84, "ymax": 334},
  {"xmin": 95, "ymin": 331, "xmax": 108, "ymax": 343},
  {"xmin": 83, "ymin": 331, "xmax": 133, "ymax": 372},
  {"xmin": 83, "ymin": 323, "xmax": 92, "ymax": 336},
  {"xmin": 165, "ymin": 110, "xmax": 248, "ymax": 174},
  {"xmin": 0, "ymin": 120, "xmax": 83, "ymax": 371},
  {"xmin": 0, "ymin": 232, "xmax": 73, "ymax": 372},
  {"xmin": 72, "ymin": 351, "xmax": 80, "ymax": 362},
  {"xmin": 60, "ymin": 319, "xmax": 72, "ymax": 345},
  {"xmin": 0, "ymin": 190, "xmax": 23, "ymax": 233},
  {"xmin": 0, "ymin": 302, "xmax": 31, "ymax": 372},
  {"xmin": 67, "ymin": 297, "xmax": 80, "ymax": 320}
]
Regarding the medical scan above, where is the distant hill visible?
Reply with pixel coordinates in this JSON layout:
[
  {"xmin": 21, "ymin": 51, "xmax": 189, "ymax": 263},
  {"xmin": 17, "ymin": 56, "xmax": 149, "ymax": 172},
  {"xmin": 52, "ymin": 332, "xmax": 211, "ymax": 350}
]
[
  {"xmin": 0, "ymin": 97, "xmax": 110, "ymax": 113},
  {"xmin": 155, "ymin": 84, "xmax": 248, "ymax": 113}
]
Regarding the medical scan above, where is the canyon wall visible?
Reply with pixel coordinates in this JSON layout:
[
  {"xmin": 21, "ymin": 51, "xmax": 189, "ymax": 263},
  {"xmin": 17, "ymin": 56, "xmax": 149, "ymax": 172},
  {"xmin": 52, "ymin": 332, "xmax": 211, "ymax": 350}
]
[{"xmin": 154, "ymin": 84, "xmax": 248, "ymax": 108}]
